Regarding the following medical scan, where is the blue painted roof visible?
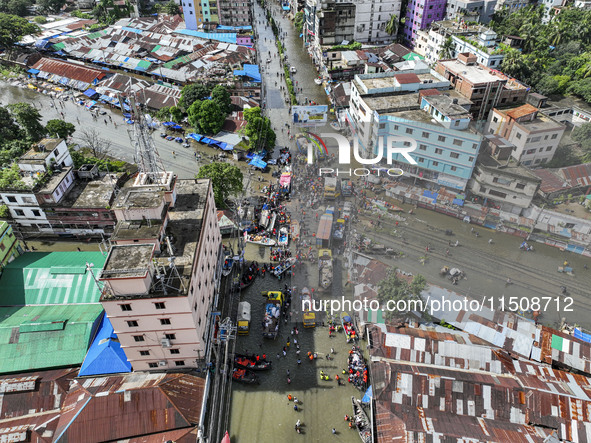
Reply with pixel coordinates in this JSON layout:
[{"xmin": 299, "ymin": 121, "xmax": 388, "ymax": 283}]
[
  {"xmin": 175, "ymin": 29, "xmax": 237, "ymax": 44},
  {"xmin": 121, "ymin": 26, "xmax": 143, "ymax": 34},
  {"xmin": 217, "ymin": 25, "xmax": 252, "ymax": 31},
  {"xmin": 79, "ymin": 313, "xmax": 132, "ymax": 376},
  {"xmin": 234, "ymin": 64, "xmax": 261, "ymax": 82}
]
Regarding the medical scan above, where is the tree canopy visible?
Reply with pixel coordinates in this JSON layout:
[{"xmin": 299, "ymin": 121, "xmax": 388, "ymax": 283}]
[
  {"xmin": 211, "ymin": 85, "xmax": 232, "ymax": 115},
  {"xmin": 37, "ymin": 0, "xmax": 66, "ymax": 14},
  {"xmin": 187, "ymin": 100, "xmax": 225, "ymax": 135},
  {"xmin": 7, "ymin": 103, "xmax": 45, "ymax": 141},
  {"xmin": 243, "ymin": 107, "xmax": 276, "ymax": 151},
  {"xmin": 162, "ymin": 0, "xmax": 179, "ymax": 15},
  {"xmin": 385, "ymin": 14, "xmax": 398, "ymax": 36},
  {"xmin": 196, "ymin": 162, "xmax": 243, "ymax": 208},
  {"xmin": 377, "ymin": 270, "xmax": 426, "ymax": 319},
  {"xmin": 0, "ymin": 13, "xmax": 38, "ymax": 51},
  {"xmin": 46, "ymin": 119, "xmax": 76, "ymax": 139},
  {"xmin": 490, "ymin": 6, "xmax": 591, "ymax": 105},
  {"xmin": 0, "ymin": 0, "xmax": 32, "ymax": 17},
  {"xmin": 180, "ymin": 83, "xmax": 211, "ymax": 110}
]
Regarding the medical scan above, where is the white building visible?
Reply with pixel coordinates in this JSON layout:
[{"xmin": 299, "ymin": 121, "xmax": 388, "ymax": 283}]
[
  {"xmin": 485, "ymin": 104, "xmax": 566, "ymax": 166},
  {"xmin": 353, "ymin": 0, "xmax": 402, "ymax": 44},
  {"xmin": 494, "ymin": 0, "xmax": 530, "ymax": 12}
]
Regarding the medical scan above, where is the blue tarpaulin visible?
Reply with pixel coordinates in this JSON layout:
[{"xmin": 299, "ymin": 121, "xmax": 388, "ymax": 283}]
[
  {"xmin": 452, "ymin": 198, "xmax": 464, "ymax": 206},
  {"xmin": 249, "ymin": 154, "xmax": 267, "ymax": 169},
  {"xmin": 575, "ymin": 328, "xmax": 591, "ymax": 343},
  {"xmin": 83, "ymin": 88, "xmax": 97, "ymax": 97},
  {"xmin": 171, "ymin": 124, "xmax": 182, "ymax": 129},
  {"xmin": 188, "ymin": 133, "xmax": 203, "ymax": 142},
  {"xmin": 233, "ymin": 64, "xmax": 261, "ymax": 82},
  {"xmin": 27, "ymin": 68, "xmax": 40, "ymax": 74},
  {"xmin": 79, "ymin": 313, "xmax": 132, "ymax": 377},
  {"xmin": 162, "ymin": 121, "xmax": 174, "ymax": 126},
  {"xmin": 362, "ymin": 386, "xmax": 373, "ymax": 404},
  {"xmin": 187, "ymin": 133, "xmax": 233, "ymax": 150},
  {"xmin": 85, "ymin": 100, "xmax": 97, "ymax": 109},
  {"xmin": 282, "ymin": 5, "xmax": 290, "ymax": 10}
]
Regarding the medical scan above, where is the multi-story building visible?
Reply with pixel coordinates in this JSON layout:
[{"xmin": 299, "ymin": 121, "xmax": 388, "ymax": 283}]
[
  {"xmin": 494, "ymin": 0, "xmax": 532, "ymax": 13},
  {"xmin": 304, "ymin": 0, "xmax": 401, "ymax": 65},
  {"xmin": 217, "ymin": 0, "xmax": 251, "ymax": 26},
  {"xmin": 414, "ymin": 22, "xmax": 503, "ymax": 67},
  {"xmin": 0, "ymin": 221, "xmax": 23, "ymax": 270},
  {"xmin": 468, "ymin": 158, "xmax": 541, "ymax": 214},
  {"xmin": 403, "ymin": 0, "xmax": 447, "ymax": 47},
  {"xmin": 347, "ymin": 68, "xmax": 481, "ymax": 191},
  {"xmin": 445, "ymin": 0, "xmax": 497, "ymax": 23},
  {"xmin": 541, "ymin": 0, "xmax": 566, "ymax": 22},
  {"xmin": 435, "ymin": 52, "xmax": 529, "ymax": 121},
  {"xmin": 98, "ymin": 176, "xmax": 222, "ymax": 371},
  {"xmin": 485, "ymin": 104, "xmax": 566, "ymax": 166},
  {"xmin": 347, "ymin": 68, "xmax": 451, "ymax": 148}
]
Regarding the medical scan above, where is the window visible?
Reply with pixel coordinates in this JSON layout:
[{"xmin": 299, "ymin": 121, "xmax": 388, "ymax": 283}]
[
  {"xmin": 450, "ymin": 166, "xmax": 457, "ymax": 171},
  {"xmin": 170, "ymin": 349, "xmax": 180, "ymax": 354},
  {"xmin": 418, "ymin": 157, "xmax": 424, "ymax": 163},
  {"xmin": 6, "ymin": 196, "xmax": 16, "ymax": 203},
  {"xmin": 546, "ymin": 146, "xmax": 553, "ymax": 151},
  {"xmin": 438, "ymin": 135, "xmax": 446, "ymax": 142},
  {"xmin": 453, "ymin": 139, "xmax": 463, "ymax": 147},
  {"xmin": 450, "ymin": 152, "xmax": 459, "ymax": 159},
  {"xmin": 403, "ymin": 141, "xmax": 412, "ymax": 147},
  {"xmin": 160, "ymin": 318, "xmax": 171, "ymax": 325},
  {"xmin": 419, "ymin": 144, "xmax": 427, "ymax": 151},
  {"xmin": 492, "ymin": 116, "xmax": 498, "ymax": 123},
  {"xmin": 468, "ymin": 156, "xmax": 474, "ymax": 162},
  {"xmin": 434, "ymin": 148, "xmax": 443, "ymax": 154},
  {"xmin": 120, "ymin": 304, "xmax": 132, "ymax": 311},
  {"xmin": 551, "ymin": 133, "xmax": 558, "ymax": 139},
  {"xmin": 405, "ymin": 128, "xmax": 413, "ymax": 134},
  {"xmin": 422, "ymin": 131, "xmax": 429, "ymax": 138},
  {"xmin": 133, "ymin": 335, "xmax": 145, "ymax": 342},
  {"xmin": 175, "ymin": 360, "xmax": 185, "ymax": 366},
  {"xmin": 155, "ymin": 302, "xmax": 166, "ymax": 310},
  {"xmin": 379, "ymin": 123, "xmax": 385, "ymax": 129},
  {"xmin": 127, "ymin": 320, "xmax": 138, "ymax": 327},
  {"xmin": 140, "ymin": 350, "xmax": 150, "ymax": 356},
  {"xmin": 165, "ymin": 333, "xmax": 176, "ymax": 340},
  {"xmin": 14, "ymin": 209, "xmax": 24, "ymax": 216},
  {"xmin": 432, "ymin": 161, "xmax": 439, "ymax": 166},
  {"xmin": 544, "ymin": 135, "xmax": 549, "ymax": 140},
  {"xmin": 515, "ymin": 132, "xmax": 522, "ymax": 140},
  {"xmin": 516, "ymin": 183, "xmax": 526, "ymax": 190},
  {"xmin": 148, "ymin": 362, "xmax": 158, "ymax": 368}
]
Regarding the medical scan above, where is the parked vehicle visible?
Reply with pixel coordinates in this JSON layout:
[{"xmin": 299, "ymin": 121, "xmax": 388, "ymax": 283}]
[{"xmin": 237, "ymin": 302, "xmax": 251, "ymax": 335}]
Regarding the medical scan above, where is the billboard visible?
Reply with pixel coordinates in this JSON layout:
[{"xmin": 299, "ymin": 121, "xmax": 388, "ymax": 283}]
[{"xmin": 292, "ymin": 105, "xmax": 328, "ymax": 127}]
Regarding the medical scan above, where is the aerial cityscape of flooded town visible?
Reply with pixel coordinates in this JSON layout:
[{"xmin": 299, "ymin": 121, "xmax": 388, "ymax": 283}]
[{"xmin": 2, "ymin": 0, "xmax": 591, "ymax": 441}]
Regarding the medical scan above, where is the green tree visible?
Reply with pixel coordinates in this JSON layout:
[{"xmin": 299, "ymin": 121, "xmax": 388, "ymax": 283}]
[
  {"xmin": 0, "ymin": 0, "xmax": 31, "ymax": 16},
  {"xmin": 0, "ymin": 105, "xmax": 23, "ymax": 143},
  {"xmin": 0, "ymin": 163, "xmax": 25, "ymax": 188},
  {"xmin": 187, "ymin": 100, "xmax": 225, "ymax": 135},
  {"xmin": 211, "ymin": 85, "xmax": 232, "ymax": 115},
  {"xmin": 37, "ymin": 0, "xmax": 65, "ymax": 13},
  {"xmin": 33, "ymin": 16, "xmax": 47, "ymax": 24},
  {"xmin": 537, "ymin": 75, "xmax": 571, "ymax": 95},
  {"xmin": 0, "ymin": 13, "xmax": 39, "ymax": 53},
  {"xmin": 46, "ymin": 119, "xmax": 76, "ymax": 139},
  {"xmin": 163, "ymin": 0, "xmax": 179, "ymax": 14},
  {"xmin": 294, "ymin": 11, "xmax": 304, "ymax": 33},
  {"xmin": 572, "ymin": 122, "xmax": 591, "ymax": 156},
  {"xmin": 7, "ymin": 102, "xmax": 45, "ymax": 141},
  {"xmin": 243, "ymin": 107, "xmax": 276, "ymax": 151},
  {"xmin": 440, "ymin": 36, "xmax": 454, "ymax": 59},
  {"xmin": 377, "ymin": 269, "xmax": 425, "ymax": 320},
  {"xmin": 196, "ymin": 162, "xmax": 243, "ymax": 208},
  {"xmin": 385, "ymin": 14, "xmax": 398, "ymax": 36},
  {"xmin": 180, "ymin": 83, "xmax": 211, "ymax": 110}
]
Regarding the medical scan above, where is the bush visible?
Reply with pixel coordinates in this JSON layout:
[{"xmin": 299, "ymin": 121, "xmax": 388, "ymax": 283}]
[{"xmin": 33, "ymin": 16, "xmax": 47, "ymax": 24}]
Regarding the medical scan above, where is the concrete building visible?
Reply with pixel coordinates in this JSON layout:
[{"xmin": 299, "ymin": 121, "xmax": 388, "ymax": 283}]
[
  {"xmin": 468, "ymin": 154, "xmax": 541, "ymax": 213},
  {"xmin": 435, "ymin": 52, "xmax": 529, "ymax": 120},
  {"xmin": 353, "ymin": 0, "xmax": 403, "ymax": 44},
  {"xmin": 217, "ymin": 0, "xmax": 251, "ymax": 26},
  {"xmin": 0, "ymin": 221, "xmax": 23, "ymax": 270},
  {"xmin": 494, "ymin": 0, "xmax": 531, "ymax": 12},
  {"xmin": 414, "ymin": 22, "xmax": 503, "ymax": 67},
  {"xmin": 181, "ymin": 0, "xmax": 199, "ymax": 30},
  {"xmin": 444, "ymin": 0, "xmax": 497, "ymax": 23},
  {"xmin": 541, "ymin": 0, "xmax": 566, "ymax": 22},
  {"xmin": 403, "ymin": 0, "xmax": 447, "ymax": 47},
  {"xmin": 98, "ymin": 177, "xmax": 222, "ymax": 371},
  {"xmin": 347, "ymin": 69, "xmax": 482, "ymax": 190},
  {"xmin": 485, "ymin": 104, "xmax": 566, "ymax": 166}
]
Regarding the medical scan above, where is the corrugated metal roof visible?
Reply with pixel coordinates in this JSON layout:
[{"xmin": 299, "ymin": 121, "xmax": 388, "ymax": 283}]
[
  {"xmin": 0, "ymin": 252, "xmax": 106, "ymax": 305},
  {"xmin": 31, "ymin": 58, "xmax": 106, "ymax": 84},
  {"xmin": 0, "ymin": 304, "xmax": 103, "ymax": 374},
  {"xmin": 54, "ymin": 373, "xmax": 205, "ymax": 442}
]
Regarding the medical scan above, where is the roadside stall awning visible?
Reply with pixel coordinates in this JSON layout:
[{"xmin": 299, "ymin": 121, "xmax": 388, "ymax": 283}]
[{"xmin": 84, "ymin": 88, "xmax": 97, "ymax": 98}]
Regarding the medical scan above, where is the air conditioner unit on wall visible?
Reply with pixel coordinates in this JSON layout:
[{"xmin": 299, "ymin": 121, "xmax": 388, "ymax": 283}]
[
  {"xmin": 161, "ymin": 338, "xmax": 171, "ymax": 348},
  {"xmin": 158, "ymin": 361, "xmax": 167, "ymax": 367}
]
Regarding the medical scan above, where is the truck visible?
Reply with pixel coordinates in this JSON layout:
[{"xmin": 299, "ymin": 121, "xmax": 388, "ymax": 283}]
[
  {"xmin": 324, "ymin": 177, "xmax": 341, "ymax": 200},
  {"xmin": 316, "ymin": 212, "xmax": 333, "ymax": 248},
  {"xmin": 333, "ymin": 218, "xmax": 345, "ymax": 241},
  {"xmin": 318, "ymin": 249, "xmax": 333, "ymax": 290},
  {"xmin": 341, "ymin": 179, "xmax": 353, "ymax": 197},
  {"xmin": 237, "ymin": 301, "xmax": 251, "ymax": 335},
  {"xmin": 262, "ymin": 291, "xmax": 284, "ymax": 339}
]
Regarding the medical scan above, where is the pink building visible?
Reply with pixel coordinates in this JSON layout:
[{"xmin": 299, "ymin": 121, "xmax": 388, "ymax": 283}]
[
  {"xmin": 236, "ymin": 35, "xmax": 253, "ymax": 47},
  {"xmin": 99, "ymin": 176, "xmax": 222, "ymax": 371}
]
